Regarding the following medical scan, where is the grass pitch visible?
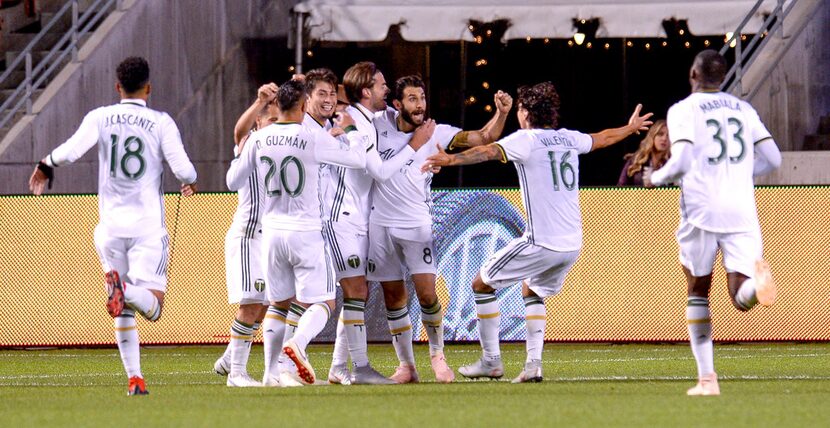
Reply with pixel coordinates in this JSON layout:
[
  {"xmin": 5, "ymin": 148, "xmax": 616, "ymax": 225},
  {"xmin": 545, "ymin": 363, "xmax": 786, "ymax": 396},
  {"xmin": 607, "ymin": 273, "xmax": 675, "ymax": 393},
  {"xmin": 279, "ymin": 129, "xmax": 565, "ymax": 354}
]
[{"xmin": 2, "ymin": 343, "xmax": 829, "ymax": 427}]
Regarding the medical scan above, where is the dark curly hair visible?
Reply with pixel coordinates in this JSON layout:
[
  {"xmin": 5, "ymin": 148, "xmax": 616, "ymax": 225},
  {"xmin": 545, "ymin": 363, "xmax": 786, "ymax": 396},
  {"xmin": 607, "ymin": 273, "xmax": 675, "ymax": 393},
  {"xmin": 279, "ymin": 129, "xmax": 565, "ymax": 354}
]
[
  {"xmin": 305, "ymin": 68, "xmax": 338, "ymax": 95},
  {"xmin": 116, "ymin": 57, "xmax": 150, "ymax": 94},
  {"xmin": 277, "ymin": 79, "xmax": 306, "ymax": 111},
  {"xmin": 394, "ymin": 75, "xmax": 425, "ymax": 101},
  {"xmin": 517, "ymin": 82, "xmax": 560, "ymax": 128}
]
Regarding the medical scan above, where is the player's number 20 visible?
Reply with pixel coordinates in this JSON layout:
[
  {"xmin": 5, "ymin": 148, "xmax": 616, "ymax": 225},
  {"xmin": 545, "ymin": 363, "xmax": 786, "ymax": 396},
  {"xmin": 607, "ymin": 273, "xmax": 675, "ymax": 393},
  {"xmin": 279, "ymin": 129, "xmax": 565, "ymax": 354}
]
[{"xmin": 260, "ymin": 155, "xmax": 305, "ymax": 197}]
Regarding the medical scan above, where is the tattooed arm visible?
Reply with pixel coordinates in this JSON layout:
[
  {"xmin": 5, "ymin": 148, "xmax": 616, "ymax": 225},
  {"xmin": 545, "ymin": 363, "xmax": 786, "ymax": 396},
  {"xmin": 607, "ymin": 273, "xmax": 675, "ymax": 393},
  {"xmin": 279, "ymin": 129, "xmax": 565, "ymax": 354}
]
[{"xmin": 421, "ymin": 143, "xmax": 506, "ymax": 172}]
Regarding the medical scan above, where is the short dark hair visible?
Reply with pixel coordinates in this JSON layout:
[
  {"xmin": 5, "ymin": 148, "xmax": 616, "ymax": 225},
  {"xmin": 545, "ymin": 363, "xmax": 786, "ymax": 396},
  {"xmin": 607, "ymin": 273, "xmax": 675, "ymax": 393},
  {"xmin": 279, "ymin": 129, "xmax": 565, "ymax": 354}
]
[
  {"xmin": 116, "ymin": 57, "xmax": 150, "ymax": 94},
  {"xmin": 693, "ymin": 49, "xmax": 727, "ymax": 87},
  {"xmin": 394, "ymin": 75, "xmax": 426, "ymax": 101},
  {"xmin": 343, "ymin": 61, "xmax": 377, "ymax": 104},
  {"xmin": 305, "ymin": 68, "xmax": 338, "ymax": 95},
  {"xmin": 517, "ymin": 82, "xmax": 560, "ymax": 128},
  {"xmin": 277, "ymin": 79, "xmax": 306, "ymax": 111}
]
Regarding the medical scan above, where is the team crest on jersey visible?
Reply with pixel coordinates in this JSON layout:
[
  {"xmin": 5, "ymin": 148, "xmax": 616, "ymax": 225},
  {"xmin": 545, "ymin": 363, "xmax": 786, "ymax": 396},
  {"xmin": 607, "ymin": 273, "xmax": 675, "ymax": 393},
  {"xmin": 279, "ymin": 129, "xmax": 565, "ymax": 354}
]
[
  {"xmin": 367, "ymin": 259, "xmax": 376, "ymax": 273},
  {"xmin": 254, "ymin": 279, "xmax": 265, "ymax": 292},
  {"xmin": 381, "ymin": 131, "xmax": 388, "ymax": 137},
  {"xmin": 347, "ymin": 255, "xmax": 361, "ymax": 269}
]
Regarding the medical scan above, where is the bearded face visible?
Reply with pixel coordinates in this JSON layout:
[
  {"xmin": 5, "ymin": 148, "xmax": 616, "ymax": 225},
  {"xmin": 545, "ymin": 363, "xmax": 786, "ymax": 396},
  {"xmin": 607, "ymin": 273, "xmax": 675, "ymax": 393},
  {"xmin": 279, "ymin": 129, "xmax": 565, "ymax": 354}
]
[{"xmin": 397, "ymin": 86, "xmax": 426, "ymax": 127}]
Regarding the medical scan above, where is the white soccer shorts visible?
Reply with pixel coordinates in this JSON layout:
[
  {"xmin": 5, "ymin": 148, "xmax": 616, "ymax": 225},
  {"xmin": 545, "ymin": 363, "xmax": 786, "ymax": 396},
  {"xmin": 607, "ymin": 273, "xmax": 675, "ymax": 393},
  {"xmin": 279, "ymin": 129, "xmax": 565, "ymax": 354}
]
[
  {"xmin": 262, "ymin": 228, "xmax": 336, "ymax": 304},
  {"xmin": 93, "ymin": 224, "xmax": 169, "ymax": 293},
  {"xmin": 675, "ymin": 219, "xmax": 763, "ymax": 278},
  {"xmin": 367, "ymin": 223, "xmax": 437, "ymax": 282},
  {"xmin": 479, "ymin": 237, "xmax": 580, "ymax": 298},
  {"xmin": 224, "ymin": 232, "xmax": 268, "ymax": 305},
  {"xmin": 323, "ymin": 220, "xmax": 369, "ymax": 281}
]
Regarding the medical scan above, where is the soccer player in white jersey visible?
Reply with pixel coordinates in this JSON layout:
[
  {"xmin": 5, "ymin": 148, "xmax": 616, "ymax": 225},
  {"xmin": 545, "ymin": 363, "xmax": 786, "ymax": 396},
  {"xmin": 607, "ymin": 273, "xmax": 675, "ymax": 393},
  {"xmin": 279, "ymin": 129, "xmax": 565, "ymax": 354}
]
[
  {"xmin": 226, "ymin": 80, "xmax": 367, "ymax": 385},
  {"xmin": 213, "ymin": 82, "xmax": 279, "ymax": 387},
  {"xmin": 370, "ymin": 74, "xmax": 513, "ymax": 384},
  {"xmin": 424, "ymin": 82, "xmax": 653, "ymax": 382},
  {"xmin": 325, "ymin": 62, "xmax": 434, "ymax": 385},
  {"xmin": 643, "ymin": 50, "xmax": 781, "ymax": 396},
  {"xmin": 28, "ymin": 57, "xmax": 198, "ymax": 395}
]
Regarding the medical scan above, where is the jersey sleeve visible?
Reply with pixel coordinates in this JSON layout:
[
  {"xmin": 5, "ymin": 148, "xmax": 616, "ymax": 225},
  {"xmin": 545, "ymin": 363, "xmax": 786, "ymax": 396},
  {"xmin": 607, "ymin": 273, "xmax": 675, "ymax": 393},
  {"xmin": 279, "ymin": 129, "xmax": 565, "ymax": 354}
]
[
  {"xmin": 314, "ymin": 128, "xmax": 367, "ymax": 169},
  {"xmin": 434, "ymin": 124, "xmax": 462, "ymax": 150},
  {"xmin": 365, "ymin": 144, "xmax": 416, "ymax": 181},
  {"xmin": 226, "ymin": 132, "xmax": 257, "ymax": 191},
  {"xmin": 744, "ymin": 104, "xmax": 773, "ymax": 145},
  {"xmin": 47, "ymin": 109, "xmax": 102, "ymax": 166},
  {"xmin": 494, "ymin": 130, "xmax": 531, "ymax": 163},
  {"xmin": 667, "ymin": 101, "xmax": 695, "ymax": 145},
  {"xmin": 159, "ymin": 113, "xmax": 197, "ymax": 184},
  {"xmin": 559, "ymin": 129, "xmax": 593, "ymax": 154}
]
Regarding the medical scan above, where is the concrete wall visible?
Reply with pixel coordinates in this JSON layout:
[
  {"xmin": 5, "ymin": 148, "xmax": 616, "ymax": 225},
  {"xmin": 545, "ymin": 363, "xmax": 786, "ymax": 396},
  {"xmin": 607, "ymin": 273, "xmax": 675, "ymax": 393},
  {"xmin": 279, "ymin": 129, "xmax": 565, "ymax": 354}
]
[{"xmin": 0, "ymin": 0, "xmax": 296, "ymax": 194}]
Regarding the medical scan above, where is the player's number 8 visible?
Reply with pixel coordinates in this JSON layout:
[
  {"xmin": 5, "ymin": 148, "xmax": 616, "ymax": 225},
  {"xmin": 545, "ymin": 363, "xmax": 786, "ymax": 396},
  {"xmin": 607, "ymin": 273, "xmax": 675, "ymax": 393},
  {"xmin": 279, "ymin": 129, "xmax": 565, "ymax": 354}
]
[
  {"xmin": 109, "ymin": 134, "xmax": 146, "ymax": 180},
  {"xmin": 706, "ymin": 117, "xmax": 745, "ymax": 165}
]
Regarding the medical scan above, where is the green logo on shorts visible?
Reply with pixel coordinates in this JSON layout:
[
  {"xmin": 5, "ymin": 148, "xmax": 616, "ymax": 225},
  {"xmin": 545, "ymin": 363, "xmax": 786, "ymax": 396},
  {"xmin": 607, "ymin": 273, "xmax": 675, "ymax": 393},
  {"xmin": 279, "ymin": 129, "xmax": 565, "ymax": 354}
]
[
  {"xmin": 254, "ymin": 279, "xmax": 265, "ymax": 292},
  {"xmin": 367, "ymin": 259, "xmax": 376, "ymax": 273},
  {"xmin": 347, "ymin": 255, "xmax": 361, "ymax": 269}
]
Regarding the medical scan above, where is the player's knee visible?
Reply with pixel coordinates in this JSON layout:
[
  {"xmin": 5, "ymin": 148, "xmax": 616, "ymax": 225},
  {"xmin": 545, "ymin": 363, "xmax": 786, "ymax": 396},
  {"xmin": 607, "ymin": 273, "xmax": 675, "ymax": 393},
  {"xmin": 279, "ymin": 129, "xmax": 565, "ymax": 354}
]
[
  {"xmin": 416, "ymin": 294, "xmax": 437, "ymax": 308},
  {"xmin": 471, "ymin": 277, "xmax": 493, "ymax": 294}
]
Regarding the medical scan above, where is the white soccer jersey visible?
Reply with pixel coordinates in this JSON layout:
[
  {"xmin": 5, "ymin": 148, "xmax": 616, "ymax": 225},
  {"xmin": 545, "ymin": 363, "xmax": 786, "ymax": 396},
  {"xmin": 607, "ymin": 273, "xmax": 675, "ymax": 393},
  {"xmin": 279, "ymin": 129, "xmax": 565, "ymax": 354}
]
[
  {"xmin": 226, "ymin": 122, "xmax": 366, "ymax": 232},
  {"xmin": 495, "ymin": 128, "xmax": 593, "ymax": 251},
  {"xmin": 370, "ymin": 109, "xmax": 461, "ymax": 227},
  {"xmin": 47, "ymin": 98, "xmax": 196, "ymax": 238},
  {"xmin": 303, "ymin": 113, "xmax": 336, "ymax": 222},
  {"xmin": 667, "ymin": 91, "xmax": 772, "ymax": 233},
  {"xmin": 226, "ymin": 134, "xmax": 265, "ymax": 240}
]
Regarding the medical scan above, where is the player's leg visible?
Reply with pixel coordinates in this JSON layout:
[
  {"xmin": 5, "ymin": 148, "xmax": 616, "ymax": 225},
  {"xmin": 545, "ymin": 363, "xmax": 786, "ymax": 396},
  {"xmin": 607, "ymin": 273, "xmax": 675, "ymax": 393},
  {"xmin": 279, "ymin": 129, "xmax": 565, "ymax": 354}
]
[
  {"xmin": 262, "ymin": 299, "xmax": 290, "ymax": 386},
  {"xmin": 723, "ymin": 228, "xmax": 777, "ymax": 310},
  {"xmin": 393, "ymin": 225, "xmax": 453, "ymax": 383},
  {"xmin": 260, "ymin": 228, "xmax": 296, "ymax": 386},
  {"xmin": 514, "ymin": 283, "xmax": 544, "ymax": 383},
  {"xmin": 677, "ymin": 222, "xmax": 719, "ymax": 396},
  {"xmin": 328, "ymin": 307, "xmax": 351, "ymax": 384},
  {"xmin": 282, "ymin": 230, "xmax": 338, "ymax": 385}
]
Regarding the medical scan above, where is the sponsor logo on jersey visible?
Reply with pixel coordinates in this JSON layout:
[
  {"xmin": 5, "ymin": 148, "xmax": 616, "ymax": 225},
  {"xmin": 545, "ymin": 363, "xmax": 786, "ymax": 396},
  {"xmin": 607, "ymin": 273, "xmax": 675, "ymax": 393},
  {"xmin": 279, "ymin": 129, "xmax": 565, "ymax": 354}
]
[
  {"xmin": 254, "ymin": 279, "xmax": 265, "ymax": 292},
  {"xmin": 347, "ymin": 255, "xmax": 361, "ymax": 269}
]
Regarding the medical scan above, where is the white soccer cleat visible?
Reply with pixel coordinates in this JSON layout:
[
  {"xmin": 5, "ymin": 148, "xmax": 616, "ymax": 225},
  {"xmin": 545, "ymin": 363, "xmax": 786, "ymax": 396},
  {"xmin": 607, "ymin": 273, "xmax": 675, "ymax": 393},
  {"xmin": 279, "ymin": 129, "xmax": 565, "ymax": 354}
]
[
  {"xmin": 351, "ymin": 364, "xmax": 395, "ymax": 385},
  {"xmin": 227, "ymin": 372, "xmax": 262, "ymax": 387},
  {"xmin": 328, "ymin": 363, "xmax": 352, "ymax": 385},
  {"xmin": 687, "ymin": 373, "xmax": 720, "ymax": 396},
  {"xmin": 279, "ymin": 371, "xmax": 304, "ymax": 387},
  {"xmin": 754, "ymin": 260, "xmax": 777, "ymax": 307},
  {"xmin": 458, "ymin": 357, "xmax": 504, "ymax": 380},
  {"xmin": 511, "ymin": 360, "xmax": 543, "ymax": 383},
  {"xmin": 262, "ymin": 374, "xmax": 281, "ymax": 387},
  {"xmin": 282, "ymin": 339, "xmax": 316, "ymax": 385},
  {"xmin": 213, "ymin": 356, "xmax": 230, "ymax": 376}
]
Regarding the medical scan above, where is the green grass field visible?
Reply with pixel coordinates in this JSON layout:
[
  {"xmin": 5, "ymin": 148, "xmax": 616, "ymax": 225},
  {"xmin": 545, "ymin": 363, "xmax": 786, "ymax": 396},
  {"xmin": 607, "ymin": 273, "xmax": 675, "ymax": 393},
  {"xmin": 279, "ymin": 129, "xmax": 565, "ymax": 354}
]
[{"xmin": 2, "ymin": 343, "xmax": 829, "ymax": 427}]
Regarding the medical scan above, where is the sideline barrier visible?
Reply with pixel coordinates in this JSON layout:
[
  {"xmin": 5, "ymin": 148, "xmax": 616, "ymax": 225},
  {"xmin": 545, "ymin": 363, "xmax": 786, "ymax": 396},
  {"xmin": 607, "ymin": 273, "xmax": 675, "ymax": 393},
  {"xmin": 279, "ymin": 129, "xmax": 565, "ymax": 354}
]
[{"xmin": 1, "ymin": 187, "xmax": 828, "ymax": 347}]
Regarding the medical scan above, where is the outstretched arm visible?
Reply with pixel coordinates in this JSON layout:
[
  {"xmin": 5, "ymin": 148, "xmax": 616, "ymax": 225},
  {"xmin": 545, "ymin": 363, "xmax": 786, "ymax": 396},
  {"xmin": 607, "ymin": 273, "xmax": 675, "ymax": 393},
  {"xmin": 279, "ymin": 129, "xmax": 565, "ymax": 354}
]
[
  {"xmin": 589, "ymin": 104, "xmax": 653, "ymax": 151},
  {"xmin": 421, "ymin": 143, "xmax": 505, "ymax": 172},
  {"xmin": 448, "ymin": 91, "xmax": 513, "ymax": 149}
]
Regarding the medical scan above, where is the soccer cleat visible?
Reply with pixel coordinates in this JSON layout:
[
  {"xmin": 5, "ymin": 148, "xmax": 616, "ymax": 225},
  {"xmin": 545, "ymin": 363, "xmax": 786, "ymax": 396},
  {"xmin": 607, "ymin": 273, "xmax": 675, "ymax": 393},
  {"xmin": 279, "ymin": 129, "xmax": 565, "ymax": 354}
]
[
  {"xmin": 687, "ymin": 372, "xmax": 720, "ymax": 396},
  {"xmin": 227, "ymin": 372, "xmax": 262, "ymax": 387},
  {"xmin": 458, "ymin": 357, "xmax": 504, "ymax": 380},
  {"xmin": 754, "ymin": 260, "xmax": 777, "ymax": 307},
  {"xmin": 328, "ymin": 363, "xmax": 351, "ymax": 385},
  {"xmin": 351, "ymin": 364, "xmax": 395, "ymax": 385},
  {"xmin": 105, "ymin": 270, "xmax": 125, "ymax": 318},
  {"xmin": 282, "ymin": 339, "xmax": 316, "ymax": 385},
  {"xmin": 511, "ymin": 360, "xmax": 543, "ymax": 383},
  {"xmin": 127, "ymin": 376, "xmax": 149, "ymax": 396},
  {"xmin": 278, "ymin": 371, "xmax": 304, "ymax": 387},
  {"xmin": 262, "ymin": 374, "xmax": 281, "ymax": 387},
  {"xmin": 213, "ymin": 356, "xmax": 230, "ymax": 376},
  {"xmin": 389, "ymin": 363, "xmax": 419, "ymax": 384},
  {"xmin": 430, "ymin": 352, "xmax": 455, "ymax": 383}
]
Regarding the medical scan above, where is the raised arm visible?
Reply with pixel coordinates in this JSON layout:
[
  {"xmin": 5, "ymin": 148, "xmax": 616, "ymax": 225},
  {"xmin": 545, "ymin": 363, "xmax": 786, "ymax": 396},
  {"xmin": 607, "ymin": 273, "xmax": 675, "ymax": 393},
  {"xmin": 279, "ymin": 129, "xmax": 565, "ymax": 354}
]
[
  {"xmin": 226, "ymin": 134, "xmax": 257, "ymax": 191},
  {"xmin": 421, "ymin": 143, "xmax": 505, "ymax": 172},
  {"xmin": 589, "ymin": 104, "xmax": 653, "ymax": 151},
  {"xmin": 448, "ymin": 91, "xmax": 513, "ymax": 150},
  {"xmin": 233, "ymin": 83, "xmax": 278, "ymax": 145}
]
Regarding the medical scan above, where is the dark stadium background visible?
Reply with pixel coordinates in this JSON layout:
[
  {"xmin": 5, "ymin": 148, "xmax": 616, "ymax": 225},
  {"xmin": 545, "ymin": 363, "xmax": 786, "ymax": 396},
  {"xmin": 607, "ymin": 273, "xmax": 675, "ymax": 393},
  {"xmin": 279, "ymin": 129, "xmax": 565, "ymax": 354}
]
[{"xmin": 243, "ymin": 30, "xmax": 735, "ymax": 188}]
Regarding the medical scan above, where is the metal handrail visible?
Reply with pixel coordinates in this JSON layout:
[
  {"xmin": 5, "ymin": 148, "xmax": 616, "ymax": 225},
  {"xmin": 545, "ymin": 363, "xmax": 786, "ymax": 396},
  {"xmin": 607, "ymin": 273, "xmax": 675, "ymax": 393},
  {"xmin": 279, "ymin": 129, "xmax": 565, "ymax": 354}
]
[
  {"xmin": 719, "ymin": 0, "xmax": 795, "ymax": 95},
  {"xmin": 0, "ymin": 0, "xmax": 117, "ymax": 132}
]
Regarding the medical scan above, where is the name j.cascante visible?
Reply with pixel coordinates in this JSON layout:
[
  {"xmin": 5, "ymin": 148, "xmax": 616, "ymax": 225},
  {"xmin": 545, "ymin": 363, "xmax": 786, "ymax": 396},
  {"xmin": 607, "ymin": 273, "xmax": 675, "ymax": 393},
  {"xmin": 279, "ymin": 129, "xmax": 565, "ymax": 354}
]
[
  {"xmin": 104, "ymin": 113, "xmax": 156, "ymax": 131},
  {"xmin": 258, "ymin": 135, "xmax": 308, "ymax": 150}
]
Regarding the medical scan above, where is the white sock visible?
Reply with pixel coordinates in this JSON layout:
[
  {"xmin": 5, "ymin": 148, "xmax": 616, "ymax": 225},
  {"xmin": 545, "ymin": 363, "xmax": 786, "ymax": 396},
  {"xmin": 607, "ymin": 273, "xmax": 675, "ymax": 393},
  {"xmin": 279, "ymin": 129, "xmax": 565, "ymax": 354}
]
[
  {"xmin": 124, "ymin": 284, "xmax": 160, "ymax": 321},
  {"xmin": 293, "ymin": 303, "xmax": 332, "ymax": 351},
  {"xmin": 343, "ymin": 298, "xmax": 369, "ymax": 367},
  {"xmin": 687, "ymin": 297, "xmax": 715, "ymax": 378},
  {"xmin": 474, "ymin": 292, "xmax": 501, "ymax": 361},
  {"xmin": 262, "ymin": 306, "xmax": 287, "ymax": 379},
  {"xmin": 279, "ymin": 303, "xmax": 304, "ymax": 371},
  {"xmin": 229, "ymin": 319, "xmax": 254, "ymax": 376},
  {"xmin": 387, "ymin": 306, "xmax": 415, "ymax": 365},
  {"xmin": 221, "ymin": 321, "xmax": 259, "ymax": 371},
  {"xmin": 114, "ymin": 308, "xmax": 141, "ymax": 378},
  {"xmin": 420, "ymin": 301, "xmax": 444, "ymax": 356},
  {"xmin": 331, "ymin": 314, "xmax": 350, "ymax": 366},
  {"xmin": 735, "ymin": 278, "xmax": 758, "ymax": 310},
  {"xmin": 524, "ymin": 296, "xmax": 545, "ymax": 362}
]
